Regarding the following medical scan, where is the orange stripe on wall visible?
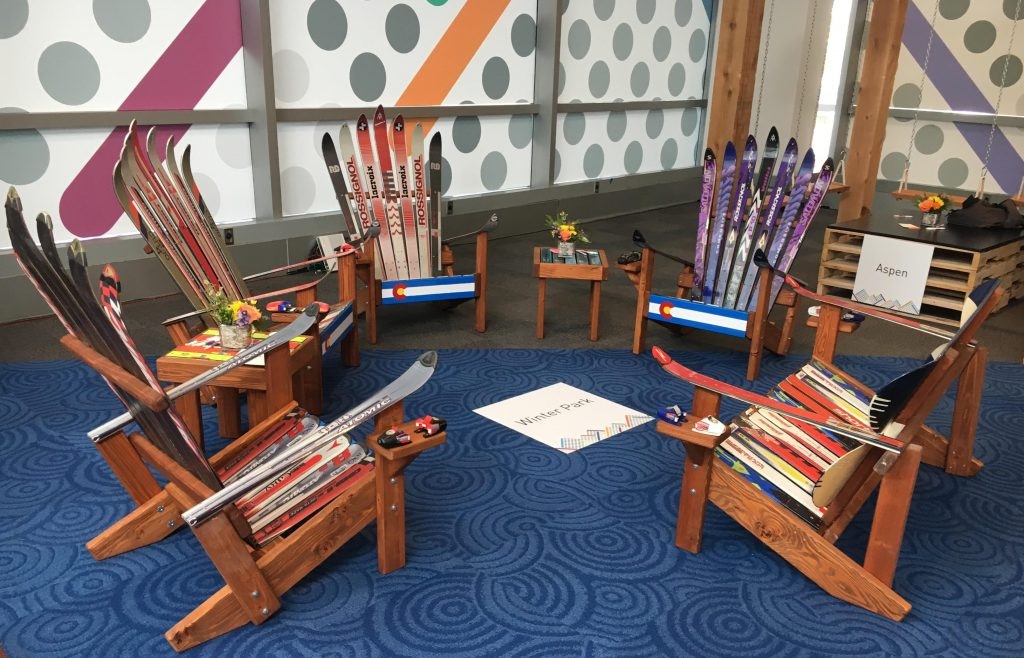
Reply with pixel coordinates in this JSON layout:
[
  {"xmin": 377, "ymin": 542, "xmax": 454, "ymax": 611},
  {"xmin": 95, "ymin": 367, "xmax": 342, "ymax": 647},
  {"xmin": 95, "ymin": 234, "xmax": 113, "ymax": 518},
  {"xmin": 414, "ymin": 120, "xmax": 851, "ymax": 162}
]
[{"xmin": 397, "ymin": 0, "xmax": 513, "ymax": 138}]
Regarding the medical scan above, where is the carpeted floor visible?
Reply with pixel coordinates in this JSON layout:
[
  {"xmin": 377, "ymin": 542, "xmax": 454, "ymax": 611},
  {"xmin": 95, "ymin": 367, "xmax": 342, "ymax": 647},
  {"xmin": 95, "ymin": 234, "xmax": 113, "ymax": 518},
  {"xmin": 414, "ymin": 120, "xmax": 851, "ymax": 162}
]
[{"xmin": 1, "ymin": 348, "xmax": 1022, "ymax": 657}]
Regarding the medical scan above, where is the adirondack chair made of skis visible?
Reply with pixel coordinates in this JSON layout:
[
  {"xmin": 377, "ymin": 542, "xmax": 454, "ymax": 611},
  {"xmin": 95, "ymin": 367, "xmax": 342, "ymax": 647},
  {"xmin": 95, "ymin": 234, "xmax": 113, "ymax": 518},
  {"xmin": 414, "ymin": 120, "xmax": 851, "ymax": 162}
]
[
  {"xmin": 650, "ymin": 271, "xmax": 1001, "ymax": 620},
  {"xmin": 320, "ymin": 106, "xmax": 493, "ymax": 344},
  {"xmin": 7, "ymin": 195, "xmax": 445, "ymax": 651},
  {"xmin": 113, "ymin": 123, "xmax": 361, "ymax": 382},
  {"xmin": 621, "ymin": 138, "xmax": 835, "ymax": 381}
]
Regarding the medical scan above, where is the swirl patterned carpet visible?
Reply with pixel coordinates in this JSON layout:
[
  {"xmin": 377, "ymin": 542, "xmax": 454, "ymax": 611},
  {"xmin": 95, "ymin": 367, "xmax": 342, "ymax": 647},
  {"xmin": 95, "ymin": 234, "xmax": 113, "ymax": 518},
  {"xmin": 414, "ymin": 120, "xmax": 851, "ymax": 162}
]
[{"xmin": 1, "ymin": 348, "xmax": 1022, "ymax": 657}]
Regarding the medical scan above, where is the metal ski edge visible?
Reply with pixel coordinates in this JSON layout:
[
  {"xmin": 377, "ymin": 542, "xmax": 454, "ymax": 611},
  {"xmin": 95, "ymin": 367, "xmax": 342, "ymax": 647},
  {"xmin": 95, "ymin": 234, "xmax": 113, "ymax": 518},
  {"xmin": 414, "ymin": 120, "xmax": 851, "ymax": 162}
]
[
  {"xmin": 181, "ymin": 350, "xmax": 438, "ymax": 526},
  {"xmin": 88, "ymin": 306, "xmax": 322, "ymax": 442}
]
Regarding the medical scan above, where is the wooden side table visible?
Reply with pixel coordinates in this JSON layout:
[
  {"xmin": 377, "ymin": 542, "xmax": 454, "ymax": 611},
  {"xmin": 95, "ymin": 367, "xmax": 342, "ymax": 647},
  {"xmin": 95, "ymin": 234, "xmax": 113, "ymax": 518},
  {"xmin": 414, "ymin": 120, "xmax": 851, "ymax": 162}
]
[
  {"xmin": 533, "ymin": 247, "xmax": 609, "ymax": 341},
  {"xmin": 156, "ymin": 329, "xmax": 322, "ymax": 444}
]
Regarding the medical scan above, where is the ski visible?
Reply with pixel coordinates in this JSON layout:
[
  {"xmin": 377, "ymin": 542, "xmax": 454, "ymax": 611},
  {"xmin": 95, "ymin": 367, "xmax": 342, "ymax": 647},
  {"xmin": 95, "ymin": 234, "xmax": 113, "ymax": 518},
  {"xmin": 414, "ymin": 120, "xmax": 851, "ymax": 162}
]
[
  {"xmin": 766, "ymin": 158, "xmax": 834, "ymax": 305},
  {"xmin": 735, "ymin": 138, "xmax": 799, "ymax": 310},
  {"xmin": 356, "ymin": 113, "xmax": 399, "ymax": 280},
  {"xmin": 321, "ymin": 132, "xmax": 360, "ymax": 239},
  {"xmin": 393, "ymin": 116, "xmax": 421, "ymax": 278},
  {"xmin": 744, "ymin": 149, "xmax": 815, "ymax": 311},
  {"xmin": 651, "ymin": 346, "xmax": 902, "ymax": 452},
  {"xmin": 182, "ymin": 350, "xmax": 439, "ymax": 527},
  {"xmin": 632, "ymin": 229, "xmax": 693, "ymax": 267},
  {"xmin": 713, "ymin": 135, "xmax": 757, "ymax": 306},
  {"xmin": 428, "ymin": 132, "xmax": 443, "ymax": 274},
  {"xmin": 339, "ymin": 123, "xmax": 384, "ymax": 279},
  {"xmin": 87, "ymin": 304, "xmax": 321, "ymax": 441},
  {"xmin": 715, "ymin": 444, "xmax": 824, "ymax": 528},
  {"xmin": 216, "ymin": 412, "xmax": 314, "ymax": 481},
  {"xmin": 722, "ymin": 186, "xmax": 766, "ymax": 309},
  {"xmin": 373, "ymin": 105, "xmax": 410, "ymax": 279},
  {"xmin": 691, "ymin": 148, "xmax": 716, "ymax": 299},
  {"xmin": 410, "ymin": 123, "xmax": 431, "ymax": 275},
  {"xmin": 443, "ymin": 212, "xmax": 500, "ymax": 244},
  {"xmin": 754, "ymin": 127, "xmax": 780, "ymax": 201},
  {"xmin": 703, "ymin": 141, "xmax": 737, "ymax": 303}
]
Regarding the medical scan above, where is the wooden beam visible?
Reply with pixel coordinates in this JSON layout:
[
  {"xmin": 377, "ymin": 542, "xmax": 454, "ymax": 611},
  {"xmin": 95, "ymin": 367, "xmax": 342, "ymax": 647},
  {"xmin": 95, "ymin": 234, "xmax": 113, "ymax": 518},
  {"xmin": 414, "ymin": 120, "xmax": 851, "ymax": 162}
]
[
  {"xmin": 704, "ymin": 0, "xmax": 766, "ymax": 158},
  {"xmin": 837, "ymin": 0, "xmax": 910, "ymax": 222}
]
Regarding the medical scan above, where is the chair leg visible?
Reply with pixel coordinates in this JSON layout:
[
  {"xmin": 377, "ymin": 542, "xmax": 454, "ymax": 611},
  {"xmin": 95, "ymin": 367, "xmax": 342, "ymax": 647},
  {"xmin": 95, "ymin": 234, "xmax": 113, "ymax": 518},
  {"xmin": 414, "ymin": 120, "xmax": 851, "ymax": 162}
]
[
  {"xmin": 864, "ymin": 444, "xmax": 922, "ymax": 587},
  {"xmin": 86, "ymin": 489, "xmax": 183, "ymax": 560},
  {"xmin": 947, "ymin": 346, "xmax": 986, "ymax": 475},
  {"xmin": 674, "ymin": 387, "xmax": 722, "ymax": 552}
]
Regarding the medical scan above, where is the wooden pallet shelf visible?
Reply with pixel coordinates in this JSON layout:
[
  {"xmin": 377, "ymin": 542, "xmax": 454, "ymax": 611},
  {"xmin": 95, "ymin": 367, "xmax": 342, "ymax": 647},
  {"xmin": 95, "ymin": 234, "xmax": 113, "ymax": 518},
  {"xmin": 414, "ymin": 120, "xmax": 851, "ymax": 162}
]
[{"xmin": 819, "ymin": 220, "xmax": 1022, "ymax": 326}]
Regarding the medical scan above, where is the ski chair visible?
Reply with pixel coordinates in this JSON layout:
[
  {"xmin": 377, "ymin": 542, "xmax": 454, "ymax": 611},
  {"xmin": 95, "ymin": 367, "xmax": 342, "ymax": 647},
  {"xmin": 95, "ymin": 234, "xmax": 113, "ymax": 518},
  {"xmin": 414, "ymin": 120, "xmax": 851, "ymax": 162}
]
[
  {"xmin": 6, "ymin": 193, "xmax": 445, "ymax": 651},
  {"xmin": 620, "ymin": 135, "xmax": 835, "ymax": 381},
  {"xmin": 650, "ymin": 263, "xmax": 1002, "ymax": 620},
  {"xmin": 320, "ymin": 105, "xmax": 494, "ymax": 344},
  {"xmin": 113, "ymin": 122, "xmax": 363, "ymax": 416}
]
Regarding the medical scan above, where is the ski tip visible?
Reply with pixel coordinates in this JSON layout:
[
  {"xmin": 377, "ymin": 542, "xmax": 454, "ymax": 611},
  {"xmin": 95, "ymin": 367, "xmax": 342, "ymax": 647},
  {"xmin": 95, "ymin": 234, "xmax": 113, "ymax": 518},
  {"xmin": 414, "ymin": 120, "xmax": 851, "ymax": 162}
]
[
  {"xmin": 703, "ymin": 147, "xmax": 714, "ymax": 161},
  {"xmin": 651, "ymin": 345, "xmax": 671, "ymax": 366},
  {"xmin": 36, "ymin": 211, "xmax": 54, "ymax": 235},
  {"xmin": 483, "ymin": 213, "xmax": 499, "ymax": 231},
  {"xmin": 752, "ymin": 249, "xmax": 771, "ymax": 269},
  {"xmin": 820, "ymin": 157, "xmax": 834, "ymax": 172},
  {"xmin": 744, "ymin": 134, "xmax": 757, "ymax": 149},
  {"xmin": 373, "ymin": 105, "xmax": 386, "ymax": 123},
  {"xmin": 322, "ymin": 131, "xmax": 335, "ymax": 149},
  {"xmin": 394, "ymin": 115, "xmax": 404, "ymax": 131},
  {"xmin": 5, "ymin": 186, "xmax": 21, "ymax": 210},
  {"xmin": 301, "ymin": 303, "xmax": 321, "ymax": 318},
  {"xmin": 364, "ymin": 224, "xmax": 381, "ymax": 239},
  {"xmin": 430, "ymin": 132, "xmax": 442, "ymax": 147},
  {"xmin": 417, "ymin": 350, "xmax": 438, "ymax": 369},
  {"xmin": 632, "ymin": 229, "xmax": 646, "ymax": 247},
  {"xmin": 357, "ymin": 114, "xmax": 368, "ymax": 130}
]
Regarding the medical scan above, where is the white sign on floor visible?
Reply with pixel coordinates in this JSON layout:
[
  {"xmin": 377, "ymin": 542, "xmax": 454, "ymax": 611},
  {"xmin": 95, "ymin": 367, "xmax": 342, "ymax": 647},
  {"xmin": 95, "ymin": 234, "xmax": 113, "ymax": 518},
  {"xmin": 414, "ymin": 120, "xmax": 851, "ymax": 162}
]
[
  {"xmin": 473, "ymin": 383, "xmax": 652, "ymax": 453},
  {"xmin": 852, "ymin": 234, "xmax": 934, "ymax": 315}
]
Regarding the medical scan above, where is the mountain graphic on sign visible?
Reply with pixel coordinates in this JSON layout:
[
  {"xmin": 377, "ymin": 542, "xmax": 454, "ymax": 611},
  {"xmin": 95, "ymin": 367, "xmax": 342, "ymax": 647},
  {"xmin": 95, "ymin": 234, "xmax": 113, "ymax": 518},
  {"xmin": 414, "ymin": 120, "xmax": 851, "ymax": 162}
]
[{"xmin": 853, "ymin": 289, "xmax": 921, "ymax": 315}]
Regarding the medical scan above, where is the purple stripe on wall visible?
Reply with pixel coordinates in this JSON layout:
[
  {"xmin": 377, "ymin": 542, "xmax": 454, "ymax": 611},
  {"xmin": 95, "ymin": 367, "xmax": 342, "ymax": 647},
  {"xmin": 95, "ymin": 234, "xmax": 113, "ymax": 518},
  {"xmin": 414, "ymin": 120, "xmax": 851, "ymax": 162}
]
[
  {"xmin": 60, "ymin": 0, "xmax": 242, "ymax": 238},
  {"xmin": 902, "ymin": 2, "xmax": 1023, "ymax": 194}
]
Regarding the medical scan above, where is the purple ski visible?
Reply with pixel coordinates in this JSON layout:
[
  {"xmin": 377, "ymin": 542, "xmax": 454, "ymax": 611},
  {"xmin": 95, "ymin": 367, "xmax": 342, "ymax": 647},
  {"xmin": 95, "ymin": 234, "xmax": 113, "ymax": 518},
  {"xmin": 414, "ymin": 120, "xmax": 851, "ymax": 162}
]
[
  {"xmin": 713, "ymin": 135, "xmax": 757, "ymax": 306},
  {"xmin": 703, "ymin": 141, "xmax": 737, "ymax": 303},
  {"xmin": 691, "ymin": 148, "xmax": 717, "ymax": 299},
  {"xmin": 734, "ymin": 137, "xmax": 799, "ymax": 310}
]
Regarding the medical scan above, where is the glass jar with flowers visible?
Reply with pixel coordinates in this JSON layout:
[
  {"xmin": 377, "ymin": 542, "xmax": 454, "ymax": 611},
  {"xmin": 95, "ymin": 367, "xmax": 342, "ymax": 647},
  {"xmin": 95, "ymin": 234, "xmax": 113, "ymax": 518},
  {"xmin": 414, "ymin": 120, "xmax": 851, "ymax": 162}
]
[
  {"xmin": 916, "ymin": 193, "xmax": 950, "ymax": 227},
  {"xmin": 545, "ymin": 210, "xmax": 590, "ymax": 258},
  {"xmin": 206, "ymin": 284, "xmax": 262, "ymax": 350}
]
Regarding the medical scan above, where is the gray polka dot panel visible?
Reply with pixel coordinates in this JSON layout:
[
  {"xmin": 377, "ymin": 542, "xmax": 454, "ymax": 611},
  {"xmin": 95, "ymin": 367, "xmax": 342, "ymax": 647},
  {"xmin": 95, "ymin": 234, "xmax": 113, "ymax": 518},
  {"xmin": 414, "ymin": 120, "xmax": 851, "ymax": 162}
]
[
  {"xmin": 554, "ymin": 108, "xmax": 702, "ymax": 184},
  {"xmin": 559, "ymin": 0, "xmax": 710, "ymax": 102},
  {"xmin": 277, "ymin": 117, "xmax": 533, "ymax": 216},
  {"xmin": 882, "ymin": 0, "xmax": 1024, "ymax": 194},
  {"xmin": 270, "ymin": 0, "xmax": 536, "ymax": 107}
]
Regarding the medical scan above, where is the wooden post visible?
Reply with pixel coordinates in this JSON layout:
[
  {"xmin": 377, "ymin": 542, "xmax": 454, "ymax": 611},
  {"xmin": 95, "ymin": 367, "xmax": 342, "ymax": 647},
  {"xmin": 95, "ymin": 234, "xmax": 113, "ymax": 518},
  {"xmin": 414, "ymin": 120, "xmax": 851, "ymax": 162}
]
[
  {"xmin": 339, "ymin": 251, "xmax": 360, "ymax": 367},
  {"xmin": 947, "ymin": 345, "xmax": 986, "ymax": 475},
  {"xmin": 864, "ymin": 444, "xmax": 922, "ymax": 586},
  {"xmin": 675, "ymin": 387, "xmax": 723, "ymax": 553},
  {"xmin": 704, "ymin": 0, "xmax": 766, "ymax": 158},
  {"xmin": 631, "ymin": 247, "xmax": 655, "ymax": 355},
  {"xmin": 837, "ymin": 0, "xmax": 909, "ymax": 222},
  {"xmin": 811, "ymin": 303, "xmax": 844, "ymax": 364},
  {"xmin": 475, "ymin": 230, "xmax": 488, "ymax": 333}
]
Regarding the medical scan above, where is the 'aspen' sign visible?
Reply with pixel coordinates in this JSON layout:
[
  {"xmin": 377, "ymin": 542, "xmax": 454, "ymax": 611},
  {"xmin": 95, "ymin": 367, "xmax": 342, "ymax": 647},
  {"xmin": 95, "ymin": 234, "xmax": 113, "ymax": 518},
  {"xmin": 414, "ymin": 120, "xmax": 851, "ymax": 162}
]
[{"xmin": 852, "ymin": 235, "xmax": 934, "ymax": 315}]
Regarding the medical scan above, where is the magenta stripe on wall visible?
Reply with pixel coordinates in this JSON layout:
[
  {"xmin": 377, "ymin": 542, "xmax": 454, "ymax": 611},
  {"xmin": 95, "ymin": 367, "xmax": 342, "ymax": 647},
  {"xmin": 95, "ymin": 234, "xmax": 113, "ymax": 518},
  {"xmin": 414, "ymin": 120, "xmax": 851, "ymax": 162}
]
[{"xmin": 60, "ymin": 0, "xmax": 242, "ymax": 237}]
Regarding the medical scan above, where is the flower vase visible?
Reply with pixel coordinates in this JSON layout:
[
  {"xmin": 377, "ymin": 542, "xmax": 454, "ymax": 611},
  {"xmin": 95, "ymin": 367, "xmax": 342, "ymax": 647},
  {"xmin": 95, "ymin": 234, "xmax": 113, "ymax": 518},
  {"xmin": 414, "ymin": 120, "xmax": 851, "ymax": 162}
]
[
  {"xmin": 921, "ymin": 212, "xmax": 940, "ymax": 227},
  {"xmin": 557, "ymin": 241, "xmax": 576, "ymax": 258},
  {"xmin": 219, "ymin": 324, "xmax": 252, "ymax": 350}
]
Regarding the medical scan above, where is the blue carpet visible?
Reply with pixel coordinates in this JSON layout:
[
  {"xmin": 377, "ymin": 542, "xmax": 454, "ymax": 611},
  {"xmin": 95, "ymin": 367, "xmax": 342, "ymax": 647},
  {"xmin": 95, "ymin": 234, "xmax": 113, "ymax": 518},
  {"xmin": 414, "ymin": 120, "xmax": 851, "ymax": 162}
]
[{"xmin": 1, "ymin": 348, "xmax": 1022, "ymax": 657}]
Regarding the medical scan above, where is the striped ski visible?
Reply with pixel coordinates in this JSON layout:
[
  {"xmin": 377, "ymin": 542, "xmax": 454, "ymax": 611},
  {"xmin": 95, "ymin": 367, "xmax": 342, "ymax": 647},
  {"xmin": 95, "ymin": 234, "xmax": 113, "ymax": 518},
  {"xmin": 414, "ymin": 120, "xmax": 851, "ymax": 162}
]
[
  {"xmin": 703, "ymin": 141, "xmax": 736, "ymax": 303},
  {"xmin": 428, "ymin": 132, "xmax": 443, "ymax": 274},
  {"xmin": 744, "ymin": 149, "xmax": 815, "ymax": 311},
  {"xmin": 338, "ymin": 124, "xmax": 383, "ymax": 278},
  {"xmin": 735, "ymin": 137, "xmax": 799, "ymax": 310},
  {"xmin": 321, "ymin": 132, "xmax": 360, "ymax": 239},
  {"xmin": 357, "ymin": 113, "xmax": 399, "ymax": 280},
  {"xmin": 691, "ymin": 148, "xmax": 716, "ymax": 299},
  {"xmin": 410, "ymin": 124, "xmax": 431, "ymax": 275},
  {"xmin": 373, "ymin": 105, "xmax": 409, "ymax": 280},
  {"xmin": 392, "ymin": 116, "xmax": 421, "ymax": 278},
  {"xmin": 713, "ymin": 135, "xmax": 757, "ymax": 306},
  {"xmin": 767, "ymin": 158, "xmax": 835, "ymax": 305}
]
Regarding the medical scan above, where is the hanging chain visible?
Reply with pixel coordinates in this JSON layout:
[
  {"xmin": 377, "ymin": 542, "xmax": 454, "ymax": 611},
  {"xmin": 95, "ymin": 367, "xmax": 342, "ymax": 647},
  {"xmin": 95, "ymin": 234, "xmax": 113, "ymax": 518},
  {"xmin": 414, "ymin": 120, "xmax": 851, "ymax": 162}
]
[
  {"xmin": 753, "ymin": 0, "xmax": 776, "ymax": 138},
  {"xmin": 977, "ymin": 0, "xmax": 1022, "ymax": 196},
  {"xmin": 793, "ymin": 0, "xmax": 818, "ymax": 140},
  {"xmin": 901, "ymin": 0, "xmax": 941, "ymax": 190}
]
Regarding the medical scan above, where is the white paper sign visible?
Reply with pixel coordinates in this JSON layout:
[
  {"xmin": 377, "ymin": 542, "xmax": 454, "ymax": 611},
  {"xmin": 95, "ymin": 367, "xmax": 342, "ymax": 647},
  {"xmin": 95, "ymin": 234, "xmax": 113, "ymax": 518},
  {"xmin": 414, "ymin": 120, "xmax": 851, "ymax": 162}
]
[
  {"xmin": 852, "ymin": 235, "xmax": 934, "ymax": 315},
  {"xmin": 473, "ymin": 383, "xmax": 652, "ymax": 453}
]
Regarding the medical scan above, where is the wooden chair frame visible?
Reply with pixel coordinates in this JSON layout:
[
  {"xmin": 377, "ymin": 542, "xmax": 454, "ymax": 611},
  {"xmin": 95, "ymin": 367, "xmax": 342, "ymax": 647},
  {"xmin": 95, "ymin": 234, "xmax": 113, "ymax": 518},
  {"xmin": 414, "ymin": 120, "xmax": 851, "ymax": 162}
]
[
  {"xmin": 621, "ymin": 250, "xmax": 800, "ymax": 380},
  {"xmin": 355, "ymin": 232, "xmax": 490, "ymax": 344},
  {"xmin": 65, "ymin": 335, "xmax": 443, "ymax": 652},
  {"xmin": 655, "ymin": 283, "xmax": 999, "ymax": 619}
]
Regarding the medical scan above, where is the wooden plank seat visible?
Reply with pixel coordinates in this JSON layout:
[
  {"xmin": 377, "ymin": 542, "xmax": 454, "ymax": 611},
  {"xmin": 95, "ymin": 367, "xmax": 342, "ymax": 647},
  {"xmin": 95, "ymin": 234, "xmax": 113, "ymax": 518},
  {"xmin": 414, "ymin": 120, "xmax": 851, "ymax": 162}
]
[
  {"xmin": 6, "ymin": 194, "xmax": 445, "ymax": 651},
  {"xmin": 650, "ymin": 273, "xmax": 1002, "ymax": 619},
  {"xmin": 112, "ymin": 121, "xmax": 361, "ymax": 371},
  {"xmin": 325, "ymin": 107, "xmax": 493, "ymax": 345},
  {"xmin": 623, "ymin": 134, "xmax": 837, "ymax": 381}
]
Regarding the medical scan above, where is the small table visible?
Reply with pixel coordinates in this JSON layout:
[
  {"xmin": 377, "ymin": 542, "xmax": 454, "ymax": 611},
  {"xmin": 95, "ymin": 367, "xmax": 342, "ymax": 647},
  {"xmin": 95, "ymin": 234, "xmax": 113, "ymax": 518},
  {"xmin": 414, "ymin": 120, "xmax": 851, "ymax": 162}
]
[
  {"xmin": 533, "ymin": 246, "xmax": 609, "ymax": 341},
  {"xmin": 156, "ymin": 329, "xmax": 322, "ymax": 444}
]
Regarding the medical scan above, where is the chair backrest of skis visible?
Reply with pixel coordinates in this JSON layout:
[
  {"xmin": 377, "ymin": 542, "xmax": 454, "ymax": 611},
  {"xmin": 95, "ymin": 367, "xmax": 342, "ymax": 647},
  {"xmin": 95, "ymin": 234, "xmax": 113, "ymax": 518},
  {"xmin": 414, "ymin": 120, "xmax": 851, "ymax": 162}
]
[
  {"xmin": 631, "ymin": 129, "xmax": 834, "ymax": 381},
  {"xmin": 324, "ymin": 106, "xmax": 493, "ymax": 343},
  {"xmin": 113, "ymin": 121, "xmax": 357, "ymax": 358}
]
